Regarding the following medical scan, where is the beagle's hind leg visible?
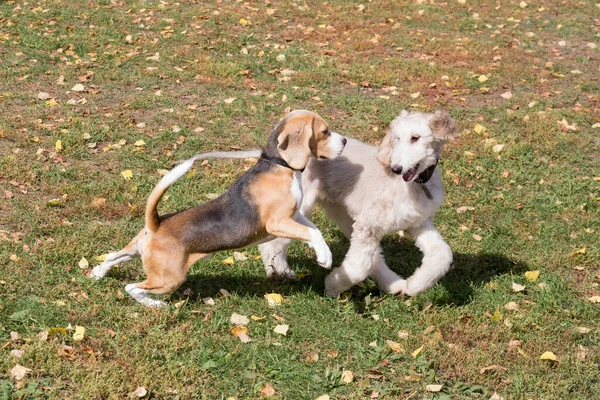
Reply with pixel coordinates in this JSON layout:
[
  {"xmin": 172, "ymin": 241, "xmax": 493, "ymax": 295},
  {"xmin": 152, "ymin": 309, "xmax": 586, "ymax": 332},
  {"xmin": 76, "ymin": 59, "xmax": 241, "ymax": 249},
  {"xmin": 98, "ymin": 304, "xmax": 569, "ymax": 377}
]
[
  {"xmin": 125, "ymin": 250, "xmax": 207, "ymax": 308},
  {"xmin": 90, "ymin": 229, "xmax": 144, "ymax": 279}
]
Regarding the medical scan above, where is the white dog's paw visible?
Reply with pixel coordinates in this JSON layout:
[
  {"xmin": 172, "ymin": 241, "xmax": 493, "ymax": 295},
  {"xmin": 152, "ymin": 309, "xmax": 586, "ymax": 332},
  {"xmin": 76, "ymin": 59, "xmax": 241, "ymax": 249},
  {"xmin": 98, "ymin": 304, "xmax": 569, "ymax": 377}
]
[
  {"xmin": 386, "ymin": 278, "xmax": 408, "ymax": 294},
  {"xmin": 266, "ymin": 266, "xmax": 298, "ymax": 281},
  {"xmin": 90, "ymin": 265, "xmax": 107, "ymax": 280},
  {"xmin": 324, "ymin": 272, "xmax": 344, "ymax": 297}
]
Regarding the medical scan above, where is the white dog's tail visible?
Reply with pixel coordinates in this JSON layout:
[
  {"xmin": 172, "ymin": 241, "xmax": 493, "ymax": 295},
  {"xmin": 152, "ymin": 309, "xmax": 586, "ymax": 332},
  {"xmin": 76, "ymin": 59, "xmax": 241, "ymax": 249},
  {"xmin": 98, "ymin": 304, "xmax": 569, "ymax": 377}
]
[{"xmin": 145, "ymin": 150, "xmax": 262, "ymax": 233}]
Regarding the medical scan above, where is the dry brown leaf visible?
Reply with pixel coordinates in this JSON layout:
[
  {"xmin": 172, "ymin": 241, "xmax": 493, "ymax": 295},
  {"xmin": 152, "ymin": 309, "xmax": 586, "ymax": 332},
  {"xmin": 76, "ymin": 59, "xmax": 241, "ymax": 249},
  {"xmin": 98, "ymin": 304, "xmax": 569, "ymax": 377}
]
[
  {"xmin": 479, "ymin": 364, "xmax": 507, "ymax": 374},
  {"xmin": 9, "ymin": 364, "xmax": 31, "ymax": 380},
  {"xmin": 385, "ymin": 340, "xmax": 404, "ymax": 353},
  {"xmin": 129, "ymin": 386, "xmax": 148, "ymax": 398},
  {"xmin": 512, "ymin": 282, "xmax": 525, "ymax": 292},
  {"xmin": 230, "ymin": 313, "xmax": 249, "ymax": 325},
  {"xmin": 231, "ymin": 325, "xmax": 250, "ymax": 343},
  {"xmin": 341, "ymin": 370, "xmax": 353, "ymax": 383},
  {"xmin": 260, "ymin": 384, "xmax": 275, "ymax": 397},
  {"xmin": 426, "ymin": 384, "xmax": 443, "ymax": 392}
]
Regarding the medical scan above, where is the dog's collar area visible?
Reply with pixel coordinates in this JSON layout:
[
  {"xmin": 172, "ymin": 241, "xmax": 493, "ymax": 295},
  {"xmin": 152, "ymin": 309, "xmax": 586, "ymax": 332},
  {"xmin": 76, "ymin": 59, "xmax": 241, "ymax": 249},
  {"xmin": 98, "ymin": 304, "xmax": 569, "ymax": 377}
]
[
  {"xmin": 260, "ymin": 153, "xmax": 305, "ymax": 172},
  {"xmin": 414, "ymin": 159, "xmax": 438, "ymax": 184}
]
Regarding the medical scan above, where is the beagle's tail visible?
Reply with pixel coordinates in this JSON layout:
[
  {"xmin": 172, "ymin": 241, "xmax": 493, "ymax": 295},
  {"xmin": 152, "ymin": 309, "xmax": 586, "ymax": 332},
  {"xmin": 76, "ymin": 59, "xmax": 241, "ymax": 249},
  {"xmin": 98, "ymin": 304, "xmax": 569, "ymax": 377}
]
[
  {"xmin": 145, "ymin": 157, "xmax": 197, "ymax": 233},
  {"xmin": 191, "ymin": 150, "xmax": 261, "ymax": 162},
  {"xmin": 145, "ymin": 150, "xmax": 262, "ymax": 233}
]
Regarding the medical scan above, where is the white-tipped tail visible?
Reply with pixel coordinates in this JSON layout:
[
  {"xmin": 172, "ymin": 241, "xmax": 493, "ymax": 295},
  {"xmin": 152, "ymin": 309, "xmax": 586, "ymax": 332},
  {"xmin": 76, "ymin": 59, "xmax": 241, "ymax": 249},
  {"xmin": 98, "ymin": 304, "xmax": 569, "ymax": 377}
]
[
  {"xmin": 145, "ymin": 157, "xmax": 196, "ymax": 233},
  {"xmin": 191, "ymin": 150, "xmax": 262, "ymax": 162}
]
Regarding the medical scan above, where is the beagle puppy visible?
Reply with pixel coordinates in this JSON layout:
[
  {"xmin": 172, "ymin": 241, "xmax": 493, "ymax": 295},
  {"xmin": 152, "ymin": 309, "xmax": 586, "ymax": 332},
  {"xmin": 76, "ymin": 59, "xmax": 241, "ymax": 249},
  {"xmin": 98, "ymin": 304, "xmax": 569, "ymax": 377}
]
[{"xmin": 91, "ymin": 110, "xmax": 347, "ymax": 308}]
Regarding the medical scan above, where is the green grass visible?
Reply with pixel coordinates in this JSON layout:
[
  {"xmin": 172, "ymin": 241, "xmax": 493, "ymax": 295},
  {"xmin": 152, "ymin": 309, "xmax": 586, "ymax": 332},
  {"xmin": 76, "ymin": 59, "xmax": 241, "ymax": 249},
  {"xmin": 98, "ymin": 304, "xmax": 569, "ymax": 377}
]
[{"xmin": 1, "ymin": 0, "xmax": 599, "ymax": 399}]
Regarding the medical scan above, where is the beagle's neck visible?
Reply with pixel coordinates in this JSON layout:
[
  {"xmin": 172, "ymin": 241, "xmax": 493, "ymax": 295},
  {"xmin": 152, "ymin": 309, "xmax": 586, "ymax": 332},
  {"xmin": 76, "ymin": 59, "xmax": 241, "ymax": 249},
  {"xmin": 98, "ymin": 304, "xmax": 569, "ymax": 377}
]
[{"xmin": 260, "ymin": 152, "xmax": 305, "ymax": 172}]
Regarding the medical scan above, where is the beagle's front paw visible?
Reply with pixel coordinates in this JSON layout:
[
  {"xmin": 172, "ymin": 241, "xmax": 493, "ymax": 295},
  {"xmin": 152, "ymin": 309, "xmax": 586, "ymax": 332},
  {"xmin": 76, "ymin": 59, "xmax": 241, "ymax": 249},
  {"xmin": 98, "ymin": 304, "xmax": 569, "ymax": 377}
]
[
  {"xmin": 316, "ymin": 244, "xmax": 333, "ymax": 269},
  {"xmin": 308, "ymin": 229, "xmax": 332, "ymax": 269}
]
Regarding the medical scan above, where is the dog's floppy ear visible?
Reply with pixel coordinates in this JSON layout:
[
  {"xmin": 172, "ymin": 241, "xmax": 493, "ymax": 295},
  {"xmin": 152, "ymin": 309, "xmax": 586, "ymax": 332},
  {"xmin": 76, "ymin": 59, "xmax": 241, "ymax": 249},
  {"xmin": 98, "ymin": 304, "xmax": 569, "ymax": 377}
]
[
  {"xmin": 429, "ymin": 110, "xmax": 458, "ymax": 141},
  {"xmin": 376, "ymin": 129, "xmax": 393, "ymax": 167},
  {"xmin": 277, "ymin": 116, "xmax": 312, "ymax": 170}
]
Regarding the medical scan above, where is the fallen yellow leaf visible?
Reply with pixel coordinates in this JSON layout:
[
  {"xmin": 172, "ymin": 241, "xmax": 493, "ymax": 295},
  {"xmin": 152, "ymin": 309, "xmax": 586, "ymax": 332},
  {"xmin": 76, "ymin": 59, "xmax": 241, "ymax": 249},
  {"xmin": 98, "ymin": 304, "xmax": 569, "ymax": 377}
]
[
  {"xmin": 473, "ymin": 124, "xmax": 486, "ymax": 134},
  {"xmin": 540, "ymin": 351, "xmax": 557, "ymax": 361},
  {"xmin": 569, "ymin": 247, "xmax": 586, "ymax": 257},
  {"xmin": 231, "ymin": 325, "xmax": 250, "ymax": 343},
  {"xmin": 273, "ymin": 324, "xmax": 289, "ymax": 335},
  {"xmin": 55, "ymin": 140, "xmax": 63, "ymax": 152},
  {"xmin": 95, "ymin": 254, "xmax": 107, "ymax": 262},
  {"xmin": 239, "ymin": 18, "xmax": 251, "ymax": 26},
  {"xmin": 587, "ymin": 296, "xmax": 600, "ymax": 303},
  {"xmin": 524, "ymin": 270, "xmax": 540, "ymax": 282},
  {"xmin": 411, "ymin": 344, "xmax": 424, "ymax": 358},
  {"xmin": 73, "ymin": 325, "xmax": 85, "ymax": 341},
  {"xmin": 222, "ymin": 256, "xmax": 234, "ymax": 265},
  {"xmin": 478, "ymin": 75, "xmax": 489, "ymax": 83},
  {"xmin": 264, "ymin": 293, "xmax": 283, "ymax": 306},
  {"xmin": 121, "ymin": 170, "xmax": 133, "ymax": 180},
  {"xmin": 491, "ymin": 309, "xmax": 503, "ymax": 322},
  {"xmin": 134, "ymin": 140, "xmax": 146, "ymax": 147}
]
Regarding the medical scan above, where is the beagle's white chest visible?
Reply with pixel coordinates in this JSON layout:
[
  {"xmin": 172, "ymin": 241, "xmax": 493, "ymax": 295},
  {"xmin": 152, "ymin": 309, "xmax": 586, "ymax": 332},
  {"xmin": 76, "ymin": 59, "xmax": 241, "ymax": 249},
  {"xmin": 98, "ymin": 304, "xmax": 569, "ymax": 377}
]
[{"xmin": 290, "ymin": 171, "xmax": 303, "ymax": 208}]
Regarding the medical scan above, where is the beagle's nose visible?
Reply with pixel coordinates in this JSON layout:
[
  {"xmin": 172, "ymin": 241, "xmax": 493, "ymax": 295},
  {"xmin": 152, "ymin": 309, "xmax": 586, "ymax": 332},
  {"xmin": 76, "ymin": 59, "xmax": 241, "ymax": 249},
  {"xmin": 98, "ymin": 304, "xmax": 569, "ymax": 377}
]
[
  {"xmin": 342, "ymin": 138, "xmax": 347, "ymax": 146},
  {"xmin": 391, "ymin": 165, "xmax": 403, "ymax": 175}
]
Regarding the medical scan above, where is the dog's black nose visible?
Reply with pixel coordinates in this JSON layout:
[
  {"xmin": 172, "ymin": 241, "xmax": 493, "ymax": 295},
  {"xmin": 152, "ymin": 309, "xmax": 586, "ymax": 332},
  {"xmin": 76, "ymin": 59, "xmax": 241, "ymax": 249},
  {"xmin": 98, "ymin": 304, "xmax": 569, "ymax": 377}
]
[
  {"xmin": 342, "ymin": 138, "xmax": 347, "ymax": 146},
  {"xmin": 391, "ymin": 165, "xmax": 403, "ymax": 175}
]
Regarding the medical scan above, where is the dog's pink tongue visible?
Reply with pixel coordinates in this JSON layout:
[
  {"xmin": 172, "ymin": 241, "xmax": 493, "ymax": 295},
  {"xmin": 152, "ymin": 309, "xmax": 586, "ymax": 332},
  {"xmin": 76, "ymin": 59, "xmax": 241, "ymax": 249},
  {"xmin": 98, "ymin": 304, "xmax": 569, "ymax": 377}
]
[{"xmin": 402, "ymin": 168, "xmax": 417, "ymax": 182}]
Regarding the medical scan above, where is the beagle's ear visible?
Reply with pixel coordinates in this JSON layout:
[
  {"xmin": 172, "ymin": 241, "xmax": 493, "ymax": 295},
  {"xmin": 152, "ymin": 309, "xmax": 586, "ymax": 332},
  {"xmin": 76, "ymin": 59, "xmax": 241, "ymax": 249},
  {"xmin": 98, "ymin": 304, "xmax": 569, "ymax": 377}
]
[
  {"xmin": 277, "ymin": 117, "xmax": 312, "ymax": 170},
  {"xmin": 429, "ymin": 110, "xmax": 459, "ymax": 141},
  {"xmin": 376, "ymin": 129, "xmax": 393, "ymax": 168}
]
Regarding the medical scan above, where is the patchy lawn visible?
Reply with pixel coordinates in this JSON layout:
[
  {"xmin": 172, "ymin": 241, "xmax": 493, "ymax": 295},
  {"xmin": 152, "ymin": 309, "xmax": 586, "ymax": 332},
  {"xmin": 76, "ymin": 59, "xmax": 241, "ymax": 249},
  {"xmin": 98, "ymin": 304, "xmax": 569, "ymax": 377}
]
[{"xmin": 1, "ymin": 0, "xmax": 599, "ymax": 398}]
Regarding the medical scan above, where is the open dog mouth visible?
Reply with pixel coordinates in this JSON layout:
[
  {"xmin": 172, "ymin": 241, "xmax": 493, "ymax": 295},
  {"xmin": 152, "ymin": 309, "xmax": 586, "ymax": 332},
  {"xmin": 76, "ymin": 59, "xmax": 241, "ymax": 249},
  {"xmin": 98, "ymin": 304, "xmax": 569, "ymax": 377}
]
[{"xmin": 401, "ymin": 164, "xmax": 419, "ymax": 182}]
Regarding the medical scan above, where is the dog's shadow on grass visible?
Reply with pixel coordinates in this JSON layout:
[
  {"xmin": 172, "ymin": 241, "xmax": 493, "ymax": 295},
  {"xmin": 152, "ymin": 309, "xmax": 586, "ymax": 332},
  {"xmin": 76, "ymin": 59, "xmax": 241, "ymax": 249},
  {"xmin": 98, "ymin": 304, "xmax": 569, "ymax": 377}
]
[
  {"xmin": 178, "ymin": 234, "xmax": 527, "ymax": 308},
  {"xmin": 376, "ymin": 236, "xmax": 529, "ymax": 306}
]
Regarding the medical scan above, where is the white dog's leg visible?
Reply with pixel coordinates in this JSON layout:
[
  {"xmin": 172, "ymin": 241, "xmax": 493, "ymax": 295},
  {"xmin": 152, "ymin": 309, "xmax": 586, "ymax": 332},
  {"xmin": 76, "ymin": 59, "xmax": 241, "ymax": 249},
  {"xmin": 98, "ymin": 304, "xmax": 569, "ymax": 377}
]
[
  {"xmin": 368, "ymin": 248, "xmax": 408, "ymax": 294},
  {"xmin": 404, "ymin": 220, "xmax": 453, "ymax": 296},
  {"xmin": 324, "ymin": 225, "xmax": 381, "ymax": 297},
  {"xmin": 259, "ymin": 238, "xmax": 296, "ymax": 280}
]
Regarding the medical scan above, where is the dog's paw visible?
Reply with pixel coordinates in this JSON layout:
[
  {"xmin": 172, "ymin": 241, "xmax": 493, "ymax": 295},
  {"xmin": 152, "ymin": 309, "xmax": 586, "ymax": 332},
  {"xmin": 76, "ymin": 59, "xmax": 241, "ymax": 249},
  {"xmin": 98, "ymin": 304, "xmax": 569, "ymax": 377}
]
[
  {"xmin": 324, "ymin": 273, "xmax": 344, "ymax": 297},
  {"xmin": 267, "ymin": 267, "xmax": 298, "ymax": 281},
  {"xmin": 387, "ymin": 278, "xmax": 408, "ymax": 294},
  {"xmin": 90, "ymin": 265, "xmax": 106, "ymax": 280},
  {"xmin": 316, "ymin": 245, "xmax": 333, "ymax": 269}
]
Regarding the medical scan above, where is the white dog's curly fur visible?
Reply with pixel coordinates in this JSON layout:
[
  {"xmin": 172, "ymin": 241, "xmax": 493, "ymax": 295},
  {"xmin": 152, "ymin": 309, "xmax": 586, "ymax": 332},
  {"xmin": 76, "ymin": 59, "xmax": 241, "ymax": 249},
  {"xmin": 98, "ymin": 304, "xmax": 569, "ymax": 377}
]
[{"xmin": 258, "ymin": 110, "xmax": 458, "ymax": 297}]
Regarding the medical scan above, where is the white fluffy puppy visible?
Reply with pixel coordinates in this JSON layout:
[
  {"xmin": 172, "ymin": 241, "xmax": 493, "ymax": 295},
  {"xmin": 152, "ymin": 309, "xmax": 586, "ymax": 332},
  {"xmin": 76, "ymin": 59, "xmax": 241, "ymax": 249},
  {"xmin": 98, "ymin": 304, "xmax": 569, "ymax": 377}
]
[{"xmin": 258, "ymin": 110, "xmax": 458, "ymax": 297}]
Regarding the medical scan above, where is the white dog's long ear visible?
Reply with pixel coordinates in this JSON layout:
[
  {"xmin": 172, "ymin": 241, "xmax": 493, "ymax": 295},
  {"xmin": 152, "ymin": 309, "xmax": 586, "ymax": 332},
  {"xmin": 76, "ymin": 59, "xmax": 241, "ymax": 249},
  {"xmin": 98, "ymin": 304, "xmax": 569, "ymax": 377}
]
[
  {"xmin": 429, "ymin": 110, "xmax": 458, "ymax": 141},
  {"xmin": 377, "ymin": 130, "xmax": 393, "ymax": 167}
]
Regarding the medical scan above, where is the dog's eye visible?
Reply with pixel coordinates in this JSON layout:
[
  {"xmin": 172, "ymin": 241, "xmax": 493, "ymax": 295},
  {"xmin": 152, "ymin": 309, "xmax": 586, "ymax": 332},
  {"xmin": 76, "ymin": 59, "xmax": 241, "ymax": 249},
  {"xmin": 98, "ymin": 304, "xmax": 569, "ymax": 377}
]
[
  {"xmin": 410, "ymin": 135, "xmax": 420, "ymax": 143},
  {"xmin": 323, "ymin": 130, "xmax": 330, "ymax": 136}
]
